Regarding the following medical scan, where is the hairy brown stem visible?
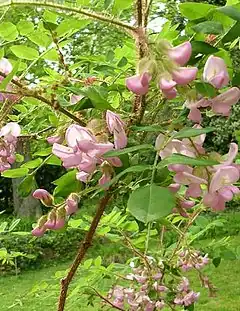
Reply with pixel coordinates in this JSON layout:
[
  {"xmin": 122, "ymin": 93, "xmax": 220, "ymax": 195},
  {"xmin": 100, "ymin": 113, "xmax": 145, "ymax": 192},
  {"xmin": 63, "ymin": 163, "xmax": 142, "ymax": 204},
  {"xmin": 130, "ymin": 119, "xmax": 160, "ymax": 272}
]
[{"xmin": 57, "ymin": 192, "xmax": 112, "ymax": 311}]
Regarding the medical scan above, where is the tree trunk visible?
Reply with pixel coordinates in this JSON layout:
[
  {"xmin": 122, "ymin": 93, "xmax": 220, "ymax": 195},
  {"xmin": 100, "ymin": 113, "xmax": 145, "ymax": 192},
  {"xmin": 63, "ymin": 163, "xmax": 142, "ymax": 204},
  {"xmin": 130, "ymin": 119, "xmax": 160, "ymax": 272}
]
[{"xmin": 12, "ymin": 138, "xmax": 42, "ymax": 219}]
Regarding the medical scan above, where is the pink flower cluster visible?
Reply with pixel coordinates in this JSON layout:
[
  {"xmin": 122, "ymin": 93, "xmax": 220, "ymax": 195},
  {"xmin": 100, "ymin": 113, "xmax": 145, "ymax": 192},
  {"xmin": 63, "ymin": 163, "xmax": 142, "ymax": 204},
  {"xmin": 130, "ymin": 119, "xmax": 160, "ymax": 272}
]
[
  {"xmin": 174, "ymin": 277, "xmax": 200, "ymax": 307},
  {"xmin": 31, "ymin": 189, "xmax": 79, "ymax": 236},
  {"xmin": 178, "ymin": 249, "xmax": 209, "ymax": 272},
  {"xmin": 108, "ymin": 264, "xmax": 199, "ymax": 310},
  {"xmin": 126, "ymin": 41, "xmax": 197, "ymax": 98},
  {"xmin": 186, "ymin": 55, "xmax": 240, "ymax": 123},
  {"xmin": 157, "ymin": 127, "xmax": 240, "ymax": 212},
  {"xmin": 0, "ymin": 122, "xmax": 21, "ymax": 172},
  {"xmin": 52, "ymin": 110, "xmax": 127, "ymax": 185}
]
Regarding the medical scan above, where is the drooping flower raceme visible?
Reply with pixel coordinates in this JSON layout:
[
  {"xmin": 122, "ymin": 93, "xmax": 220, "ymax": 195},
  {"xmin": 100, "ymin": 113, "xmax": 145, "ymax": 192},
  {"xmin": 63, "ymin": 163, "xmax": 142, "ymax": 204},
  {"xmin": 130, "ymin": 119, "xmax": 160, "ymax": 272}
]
[
  {"xmin": 32, "ymin": 190, "xmax": 80, "ymax": 236},
  {"xmin": 0, "ymin": 122, "xmax": 21, "ymax": 172}
]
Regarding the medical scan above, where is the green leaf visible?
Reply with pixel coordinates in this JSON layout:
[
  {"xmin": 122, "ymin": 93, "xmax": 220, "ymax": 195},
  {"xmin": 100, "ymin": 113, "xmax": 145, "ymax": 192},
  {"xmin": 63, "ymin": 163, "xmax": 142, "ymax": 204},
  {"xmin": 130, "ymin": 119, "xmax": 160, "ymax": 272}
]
[
  {"xmin": 78, "ymin": 86, "xmax": 111, "ymax": 110},
  {"xmin": 217, "ymin": 5, "xmax": 240, "ymax": 21},
  {"xmin": 42, "ymin": 49, "xmax": 58, "ymax": 61},
  {"xmin": 173, "ymin": 127, "xmax": 215, "ymax": 139},
  {"xmin": 131, "ymin": 125, "xmax": 164, "ymax": 132},
  {"xmin": 15, "ymin": 154, "xmax": 24, "ymax": 163},
  {"xmin": 158, "ymin": 154, "xmax": 219, "ymax": 169},
  {"xmin": 179, "ymin": 2, "xmax": 216, "ymax": 20},
  {"xmin": 195, "ymin": 82, "xmax": 217, "ymax": 98},
  {"xmin": 33, "ymin": 147, "xmax": 52, "ymax": 157},
  {"xmin": 220, "ymin": 249, "xmax": 236, "ymax": 260},
  {"xmin": 0, "ymin": 60, "xmax": 19, "ymax": 91},
  {"xmin": 77, "ymin": 0, "xmax": 90, "ymax": 5},
  {"xmin": 117, "ymin": 56, "xmax": 128, "ymax": 67},
  {"xmin": 212, "ymin": 257, "xmax": 221, "ymax": 268},
  {"xmin": 56, "ymin": 18, "xmax": 89, "ymax": 37},
  {"xmin": 104, "ymin": 144, "xmax": 154, "ymax": 157},
  {"xmin": 10, "ymin": 45, "xmax": 39, "ymax": 60},
  {"xmin": 21, "ymin": 158, "xmax": 43, "ymax": 169},
  {"xmin": 191, "ymin": 41, "xmax": 219, "ymax": 55},
  {"xmin": 2, "ymin": 168, "xmax": 29, "ymax": 178},
  {"xmin": 195, "ymin": 216, "xmax": 209, "ymax": 228},
  {"xmin": 0, "ymin": 22, "xmax": 18, "ymax": 41},
  {"xmin": 8, "ymin": 218, "xmax": 21, "ymax": 232},
  {"xmin": 222, "ymin": 21, "xmax": 240, "ymax": 43},
  {"xmin": 28, "ymin": 31, "xmax": 52, "ymax": 48},
  {"xmin": 45, "ymin": 155, "xmax": 62, "ymax": 166},
  {"xmin": 43, "ymin": 10, "xmax": 58, "ymax": 24},
  {"xmin": 94, "ymin": 256, "xmax": 102, "ymax": 267},
  {"xmin": 53, "ymin": 170, "xmax": 82, "ymax": 197},
  {"xmin": 128, "ymin": 184, "xmax": 175, "ymax": 223},
  {"xmin": 113, "ymin": 0, "xmax": 132, "ymax": 12},
  {"xmin": 17, "ymin": 20, "xmax": 34, "ymax": 36},
  {"xmin": 192, "ymin": 21, "xmax": 223, "ymax": 34},
  {"xmin": 18, "ymin": 175, "xmax": 35, "ymax": 197}
]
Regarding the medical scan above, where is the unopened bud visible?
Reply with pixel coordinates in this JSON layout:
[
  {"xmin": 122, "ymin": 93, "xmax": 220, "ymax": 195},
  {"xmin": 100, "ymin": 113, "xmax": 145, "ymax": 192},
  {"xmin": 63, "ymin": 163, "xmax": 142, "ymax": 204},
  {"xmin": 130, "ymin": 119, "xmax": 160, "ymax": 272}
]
[
  {"xmin": 45, "ymin": 210, "xmax": 57, "ymax": 229},
  {"xmin": 53, "ymin": 206, "xmax": 66, "ymax": 230},
  {"xmin": 33, "ymin": 189, "xmax": 53, "ymax": 207},
  {"xmin": 65, "ymin": 193, "xmax": 80, "ymax": 215}
]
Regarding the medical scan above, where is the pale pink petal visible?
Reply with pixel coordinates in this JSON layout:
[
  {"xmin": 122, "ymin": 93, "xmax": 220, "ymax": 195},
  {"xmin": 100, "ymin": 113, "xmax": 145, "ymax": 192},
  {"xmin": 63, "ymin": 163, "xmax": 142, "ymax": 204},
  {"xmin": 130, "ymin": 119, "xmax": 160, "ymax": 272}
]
[
  {"xmin": 126, "ymin": 72, "xmax": 151, "ymax": 95},
  {"xmin": 172, "ymin": 67, "xmax": 198, "ymax": 85},
  {"xmin": 211, "ymin": 87, "xmax": 240, "ymax": 116},
  {"xmin": 32, "ymin": 226, "xmax": 46, "ymax": 237},
  {"xmin": 66, "ymin": 124, "xmax": 95, "ymax": 148},
  {"xmin": 47, "ymin": 135, "xmax": 63, "ymax": 145},
  {"xmin": 159, "ymin": 78, "xmax": 177, "ymax": 90},
  {"xmin": 107, "ymin": 157, "xmax": 122, "ymax": 167},
  {"xmin": 186, "ymin": 183, "xmax": 202, "ymax": 198},
  {"xmin": 210, "ymin": 166, "xmax": 239, "ymax": 193},
  {"xmin": 0, "ymin": 58, "xmax": 12, "ymax": 75},
  {"xmin": 162, "ymin": 87, "xmax": 177, "ymax": 99},
  {"xmin": 168, "ymin": 41, "xmax": 192, "ymax": 66},
  {"xmin": 76, "ymin": 171, "xmax": 90, "ymax": 183},
  {"xmin": 188, "ymin": 108, "xmax": 202, "ymax": 123},
  {"xmin": 0, "ymin": 122, "xmax": 21, "ymax": 137},
  {"xmin": 203, "ymin": 55, "xmax": 229, "ymax": 89},
  {"xmin": 222, "ymin": 143, "xmax": 238, "ymax": 166},
  {"xmin": 174, "ymin": 172, "xmax": 207, "ymax": 185},
  {"xmin": 52, "ymin": 143, "xmax": 75, "ymax": 159},
  {"xmin": 168, "ymin": 183, "xmax": 181, "ymax": 193}
]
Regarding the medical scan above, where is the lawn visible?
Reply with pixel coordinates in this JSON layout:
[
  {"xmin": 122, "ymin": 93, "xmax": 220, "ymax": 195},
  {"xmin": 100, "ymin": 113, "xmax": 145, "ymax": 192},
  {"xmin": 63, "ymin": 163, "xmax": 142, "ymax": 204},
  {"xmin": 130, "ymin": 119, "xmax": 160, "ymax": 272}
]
[{"xmin": 1, "ymin": 236, "xmax": 240, "ymax": 311}]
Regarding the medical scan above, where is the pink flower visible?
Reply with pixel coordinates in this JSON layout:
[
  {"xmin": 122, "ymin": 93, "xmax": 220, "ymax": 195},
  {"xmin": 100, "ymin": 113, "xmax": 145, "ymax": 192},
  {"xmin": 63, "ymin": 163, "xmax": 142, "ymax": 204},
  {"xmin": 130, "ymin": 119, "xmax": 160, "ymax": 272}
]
[
  {"xmin": 33, "ymin": 189, "xmax": 53, "ymax": 207},
  {"xmin": 126, "ymin": 72, "xmax": 151, "ymax": 95},
  {"xmin": 203, "ymin": 166, "xmax": 240, "ymax": 211},
  {"xmin": 32, "ymin": 226, "xmax": 46, "ymax": 237},
  {"xmin": 45, "ymin": 210, "xmax": 56, "ymax": 229},
  {"xmin": 183, "ymin": 291, "xmax": 200, "ymax": 306},
  {"xmin": 177, "ymin": 277, "xmax": 190, "ymax": 292},
  {"xmin": 168, "ymin": 41, "xmax": 192, "ymax": 66},
  {"xmin": 70, "ymin": 94, "xmax": 84, "ymax": 105},
  {"xmin": 203, "ymin": 55, "xmax": 229, "ymax": 89},
  {"xmin": 172, "ymin": 67, "xmax": 198, "ymax": 85},
  {"xmin": 0, "ymin": 58, "xmax": 12, "ymax": 75},
  {"xmin": 185, "ymin": 98, "xmax": 210, "ymax": 123},
  {"xmin": 106, "ymin": 110, "xmax": 127, "ymax": 149},
  {"xmin": 155, "ymin": 301, "xmax": 165, "ymax": 310},
  {"xmin": 65, "ymin": 193, "xmax": 80, "ymax": 215},
  {"xmin": 0, "ymin": 122, "xmax": 21, "ymax": 140},
  {"xmin": 211, "ymin": 87, "xmax": 240, "ymax": 116}
]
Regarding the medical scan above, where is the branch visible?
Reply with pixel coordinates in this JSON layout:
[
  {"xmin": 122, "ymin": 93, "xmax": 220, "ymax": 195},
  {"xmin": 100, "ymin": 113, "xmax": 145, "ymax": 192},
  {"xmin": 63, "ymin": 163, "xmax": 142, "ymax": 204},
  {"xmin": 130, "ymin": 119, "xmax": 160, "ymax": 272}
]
[
  {"xmin": 0, "ymin": 1, "xmax": 136, "ymax": 34},
  {"xmin": 58, "ymin": 192, "xmax": 112, "ymax": 311},
  {"xmin": 0, "ymin": 72, "xmax": 86, "ymax": 126}
]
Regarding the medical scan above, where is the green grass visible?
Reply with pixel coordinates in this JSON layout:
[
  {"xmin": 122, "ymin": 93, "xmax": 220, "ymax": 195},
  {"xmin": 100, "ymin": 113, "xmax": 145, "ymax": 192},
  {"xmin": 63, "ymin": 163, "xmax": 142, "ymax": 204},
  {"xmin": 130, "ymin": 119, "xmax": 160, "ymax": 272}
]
[{"xmin": 1, "ymin": 236, "xmax": 240, "ymax": 311}]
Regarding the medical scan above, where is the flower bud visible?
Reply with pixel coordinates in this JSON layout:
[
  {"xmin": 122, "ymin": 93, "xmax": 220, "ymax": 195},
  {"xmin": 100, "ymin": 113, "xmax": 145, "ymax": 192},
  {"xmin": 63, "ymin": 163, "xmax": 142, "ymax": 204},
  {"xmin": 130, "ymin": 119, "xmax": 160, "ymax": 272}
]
[
  {"xmin": 53, "ymin": 206, "xmax": 66, "ymax": 230},
  {"xmin": 33, "ymin": 189, "xmax": 53, "ymax": 207},
  {"xmin": 126, "ymin": 72, "xmax": 151, "ymax": 95},
  {"xmin": 45, "ymin": 210, "xmax": 57, "ymax": 229},
  {"xmin": 65, "ymin": 193, "xmax": 80, "ymax": 215}
]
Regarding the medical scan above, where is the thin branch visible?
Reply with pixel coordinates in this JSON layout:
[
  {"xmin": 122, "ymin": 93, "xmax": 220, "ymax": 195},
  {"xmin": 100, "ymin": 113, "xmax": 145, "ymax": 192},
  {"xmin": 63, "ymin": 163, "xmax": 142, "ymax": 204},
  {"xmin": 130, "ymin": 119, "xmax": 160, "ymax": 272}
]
[
  {"xmin": 0, "ymin": 1, "xmax": 136, "ymax": 34},
  {"xmin": 20, "ymin": 126, "xmax": 54, "ymax": 139},
  {"xmin": 0, "ymin": 72, "xmax": 86, "ymax": 126},
  {"xmin": 58, "ymin": 192, "xmax": 112, "ymax": 311},
  {"xmin": 90, "ymin": 287, "xmax": 125, "ymax": 311}
]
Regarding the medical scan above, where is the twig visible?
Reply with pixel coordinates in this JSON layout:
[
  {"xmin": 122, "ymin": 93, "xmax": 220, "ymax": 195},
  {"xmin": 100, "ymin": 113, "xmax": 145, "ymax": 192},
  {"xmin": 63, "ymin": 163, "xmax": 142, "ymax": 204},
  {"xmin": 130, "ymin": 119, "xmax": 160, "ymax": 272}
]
[
  {"xmin": 90, "ymin": 287, "xmax": 125, "ymax": 311},
  {"xmin": 0, "ymin": 1, "xmax": 136, "ymax": 34},
  {"xmin": 57, "ymin": 192, "xmax": 112, "ymax": 311},
  {"xmin": 0, "ymin": 72, "xmax": 86, "ymax": 126}
]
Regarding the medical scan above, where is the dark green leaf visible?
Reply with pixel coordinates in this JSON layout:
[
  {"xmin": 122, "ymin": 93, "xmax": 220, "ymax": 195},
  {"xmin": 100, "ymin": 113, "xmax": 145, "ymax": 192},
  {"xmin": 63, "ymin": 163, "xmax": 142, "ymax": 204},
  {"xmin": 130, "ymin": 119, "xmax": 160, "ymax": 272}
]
[
  {"xmin": 173, "ymin": 127, "xmax": 215, "ymax": 139},
  {"xmin": 18, "ymin": 175, "xmax": 35, "ymax": 197},
  {"xmin": 104, "ymin": 144, "xmax": 154, "ymax": 157},
  {"xmin": 217, "ymin": 5, "xmax": 240, "ymax": 21},
  {"xmin": 158, "ymin": 154, "xmax": 218, "ymax": 169},
  {"xmin": 195, "ymin": 82, "xmax": 217, "ymax": 98},
  {"xmin": 113, "ymin": 0, "xmax": 132, "ymax": 12},
  {"xmin": 192, "ymin": 21, "xmax": 223, "ymax": 34},
  {"xmin": 179, "ymin": 2, "xmax": 216, "ymax": 20},
  {"xmin": 191, "ymin": 41, "xmax": 219, "ymax": 55},
  {"xmin": 56, "ymin": 18, "xmax": 89, "ymax": 37},
  {"xmin": 117, "ymin": 56, "xmax": 128, "ymax": 67},
  {"xmin": 2, "ymin": 168, "xmax": 29, "ymax": 178},
  {"xmin": 127, "ymin": 184, "xmax": 175, "ymax": 223},
  {"xmin": 232, "ymin": 72, "xmax": 240, "ymax": 86},
  {"xmin": 220, "ymin": 249, "xmax": 236, "ymax": 260},
  {"xmin": 222, "ymin": 21, "xmax": 240, "ymax": 43},
  {"xmin": 212, "ymin": 257, "xmax": 221, "ymax": 268}
]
